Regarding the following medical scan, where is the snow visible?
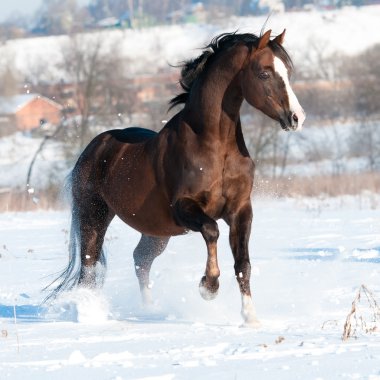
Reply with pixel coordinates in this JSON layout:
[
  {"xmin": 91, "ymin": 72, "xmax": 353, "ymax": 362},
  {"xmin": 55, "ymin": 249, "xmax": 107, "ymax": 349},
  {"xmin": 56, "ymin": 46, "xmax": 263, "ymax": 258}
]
[
  {"xmin": 1, "ymin": 7, "xmax": 380, "ymax": 377},
  {"xmin": 1, "ymin": 197, "xmax": 380, "ymax": 379}
]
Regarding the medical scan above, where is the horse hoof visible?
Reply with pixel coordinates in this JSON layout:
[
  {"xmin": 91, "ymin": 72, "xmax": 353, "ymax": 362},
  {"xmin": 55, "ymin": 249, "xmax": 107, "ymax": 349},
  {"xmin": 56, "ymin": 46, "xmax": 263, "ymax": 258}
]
[
  {"xmin": 141, "ymin": 288, "xmax": 153, "ymax": 307},
  {"xmin": 199, "ymin": 276, "xmax": 219, "ymax": 301},
  {"xmin": 240, "ymin": 318, "xmax": 262, "ymax": 329}
]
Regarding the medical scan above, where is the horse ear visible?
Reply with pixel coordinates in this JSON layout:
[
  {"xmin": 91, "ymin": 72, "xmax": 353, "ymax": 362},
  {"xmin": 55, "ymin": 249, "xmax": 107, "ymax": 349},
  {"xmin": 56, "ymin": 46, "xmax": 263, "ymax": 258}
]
[
  {"xmin": 273, "ymin": 29, "xmax": 286, "ymax": 45},
  {"xmin": 257, "ymin": 29, "xmax": 272, "ymax": 50}
]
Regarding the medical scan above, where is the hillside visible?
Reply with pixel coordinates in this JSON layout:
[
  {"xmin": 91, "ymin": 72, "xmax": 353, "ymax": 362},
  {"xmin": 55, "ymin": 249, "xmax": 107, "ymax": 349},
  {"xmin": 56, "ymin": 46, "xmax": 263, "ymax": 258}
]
[{"xmin": 1, "ymin": 6, "xmax": 380, "ymax": 82}]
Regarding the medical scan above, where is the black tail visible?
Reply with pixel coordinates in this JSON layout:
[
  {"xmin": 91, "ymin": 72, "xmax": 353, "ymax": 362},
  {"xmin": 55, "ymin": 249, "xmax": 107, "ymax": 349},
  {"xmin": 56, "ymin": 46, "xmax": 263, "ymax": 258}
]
[
  {"xmin": 42, "ymin": 206, "xmax": 81, "ymax": 303},
  {"xmin": 42, "ymin": 176, "xmax": 107, "ymax": 304}
]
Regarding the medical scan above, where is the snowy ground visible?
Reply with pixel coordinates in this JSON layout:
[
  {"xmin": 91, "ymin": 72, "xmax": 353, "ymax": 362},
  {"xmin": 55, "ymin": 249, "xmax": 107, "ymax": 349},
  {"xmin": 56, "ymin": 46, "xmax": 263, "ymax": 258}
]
[{"xmin": 1, "ymin": 197, "xmax": 380, "ymax": 379}]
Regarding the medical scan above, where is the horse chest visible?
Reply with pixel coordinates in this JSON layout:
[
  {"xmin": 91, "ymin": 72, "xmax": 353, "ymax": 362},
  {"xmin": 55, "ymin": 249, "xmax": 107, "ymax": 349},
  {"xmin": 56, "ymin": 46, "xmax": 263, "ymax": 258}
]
[
  {"xmin": 181, "ymin": 154, "xmax": 254, "ymax": 218},
  {"xmin": 221, "ymin": 154, "xmax": 254, "ymax": 204}
]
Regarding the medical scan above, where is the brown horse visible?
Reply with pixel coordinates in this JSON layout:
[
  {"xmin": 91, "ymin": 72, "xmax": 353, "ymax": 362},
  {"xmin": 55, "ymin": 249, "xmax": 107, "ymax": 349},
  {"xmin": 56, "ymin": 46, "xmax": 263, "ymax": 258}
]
[{"xmin": 47, "ymin": 29, "xmax": 305, "ymax": 326}]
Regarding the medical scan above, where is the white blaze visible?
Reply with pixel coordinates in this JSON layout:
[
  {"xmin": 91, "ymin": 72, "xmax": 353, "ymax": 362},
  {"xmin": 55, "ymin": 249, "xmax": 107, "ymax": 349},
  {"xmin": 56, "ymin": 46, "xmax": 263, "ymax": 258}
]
[{"xmin": 273, "ymin": 56, "xmax": 305, "ymax": 130}]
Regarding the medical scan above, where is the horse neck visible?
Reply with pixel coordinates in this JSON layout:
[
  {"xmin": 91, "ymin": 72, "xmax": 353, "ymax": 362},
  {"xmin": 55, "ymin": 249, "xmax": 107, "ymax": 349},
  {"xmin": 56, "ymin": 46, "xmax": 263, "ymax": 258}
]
[{"xmin": 183, "ymin": 45, "xmax": 249, "ymax": 141}]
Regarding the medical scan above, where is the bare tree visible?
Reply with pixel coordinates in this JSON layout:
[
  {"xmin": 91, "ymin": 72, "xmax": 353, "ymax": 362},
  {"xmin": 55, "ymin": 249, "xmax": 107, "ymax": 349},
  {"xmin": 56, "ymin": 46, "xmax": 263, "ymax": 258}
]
[
  {"xmin": 295, "ymin": 38, "xmax": 353, "ymax": 122},
  {"xmin": 60, "ymin": 32, "xmax": 140, "ymax": 151},
  {"xmin": 242, "ymin": 111, "xmax": 296, "ymax": 178},
  {"xmin": 62, "ymin": 33, "xmax": 102, "ymax": 147},
  {"xmin": 345, "ymin": 44, "xmax": 380, "ymax": 171},
  {"xmin": 0, "ymin": 61, "xmax": 19, "ymax": 96},
  {"xmin": 349, "ymin": 118, "xmax": 380, "ymax": 171},
  {"xmin": 345, "ymin": 44, "xmax": 380, "ymax": 118}
]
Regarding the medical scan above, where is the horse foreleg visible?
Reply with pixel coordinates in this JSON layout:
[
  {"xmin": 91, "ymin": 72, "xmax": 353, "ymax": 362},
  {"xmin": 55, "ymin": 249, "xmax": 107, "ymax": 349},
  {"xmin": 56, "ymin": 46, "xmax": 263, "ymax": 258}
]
[
  {"xmin": 133, "ymin": 235, "xmax": 170, "ymax": 305},
  {"xmin": 174, "ymin": 197, "xmax": 220, "ymax": 300},
  {"xmin": 227, "ymin": 202, "xmax": 260, "ymax": 327}
]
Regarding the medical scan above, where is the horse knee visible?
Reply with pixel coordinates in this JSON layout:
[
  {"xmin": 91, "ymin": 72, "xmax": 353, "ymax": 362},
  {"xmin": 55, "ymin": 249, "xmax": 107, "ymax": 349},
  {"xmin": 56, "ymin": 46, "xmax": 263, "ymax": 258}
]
[
  {"xmin": 133, "ymin": 236, "xmax": 168, "ymax": 266},
  {"xmin": 201, "ymin": 221, "xmax": 219, "ymax": 243},
  {"xmin": 234, "ymin": 258, "xmax": 251, "ymax": 273},
  {"xmin": 133, "ymin": 236, "xmax": 169, "ymax": 289}
]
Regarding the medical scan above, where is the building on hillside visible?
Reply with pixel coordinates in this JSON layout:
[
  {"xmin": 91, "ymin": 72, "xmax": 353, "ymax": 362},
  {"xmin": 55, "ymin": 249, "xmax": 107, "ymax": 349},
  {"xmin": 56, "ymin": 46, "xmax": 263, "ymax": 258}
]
[
  {"xmin": 0, "ymin": 94, "xmax": 62, "ymax": 136},
  {"xmin": 127, "ymin": 71, "xmax": 179, "ymax": 103}
]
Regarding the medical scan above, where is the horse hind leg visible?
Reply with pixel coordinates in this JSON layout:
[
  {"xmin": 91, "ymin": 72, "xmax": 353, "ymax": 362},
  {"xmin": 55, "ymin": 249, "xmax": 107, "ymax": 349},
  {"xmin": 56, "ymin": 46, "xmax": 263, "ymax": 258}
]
[
  {"xmin": 133, "ymin": 234, "xmax": 170, "ymax": 305},
  {"xmin": 77, "ymin": 195, "xmax": 115, "ymax": 289}
]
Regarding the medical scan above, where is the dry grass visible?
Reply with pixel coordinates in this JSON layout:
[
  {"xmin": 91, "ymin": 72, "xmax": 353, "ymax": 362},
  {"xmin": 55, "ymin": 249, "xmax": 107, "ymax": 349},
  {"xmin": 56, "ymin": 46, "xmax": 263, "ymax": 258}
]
[
  {"xmin": 342, "ymin": 285, "xmax": 380, "ymax": 341},
  {"xmin": 254, "ymin": 172, "xmax": 380, "ymax": 199},
  {"xmin": 1, "ymin": 172, "xmax": 380, "ymax": 212},
  {"xmin": 0, "ymin": 187, "xmax": 65, "ymax": 212}
]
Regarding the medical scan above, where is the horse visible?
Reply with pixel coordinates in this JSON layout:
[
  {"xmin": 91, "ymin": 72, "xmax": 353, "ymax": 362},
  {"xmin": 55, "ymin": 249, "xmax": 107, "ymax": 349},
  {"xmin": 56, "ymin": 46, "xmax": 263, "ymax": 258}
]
[{"xmin": 47, "ymin": 29, "xmax": 305, "ymax": 326}]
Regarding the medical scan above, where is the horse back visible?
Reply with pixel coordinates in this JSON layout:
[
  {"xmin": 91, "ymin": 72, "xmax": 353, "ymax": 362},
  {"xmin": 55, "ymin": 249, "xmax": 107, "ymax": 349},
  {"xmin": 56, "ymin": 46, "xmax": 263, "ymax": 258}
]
[{"xmin": 107, "ymin": 127, "xmax": 157, "ymax": 143}]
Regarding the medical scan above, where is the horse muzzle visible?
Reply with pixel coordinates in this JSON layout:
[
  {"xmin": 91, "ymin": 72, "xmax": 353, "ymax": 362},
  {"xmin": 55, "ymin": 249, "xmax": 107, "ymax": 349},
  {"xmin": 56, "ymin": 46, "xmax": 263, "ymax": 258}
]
[{"xmin": 280, "ymin": 109, "xmax": 305, "ymax": 131}]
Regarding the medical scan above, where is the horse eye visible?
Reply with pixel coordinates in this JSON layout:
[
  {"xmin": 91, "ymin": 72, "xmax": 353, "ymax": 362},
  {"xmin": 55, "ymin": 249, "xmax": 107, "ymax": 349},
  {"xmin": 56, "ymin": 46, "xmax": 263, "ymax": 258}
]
[{"xmin": 258, "ymin": 71, "xmax": 270, "ymax": 80}]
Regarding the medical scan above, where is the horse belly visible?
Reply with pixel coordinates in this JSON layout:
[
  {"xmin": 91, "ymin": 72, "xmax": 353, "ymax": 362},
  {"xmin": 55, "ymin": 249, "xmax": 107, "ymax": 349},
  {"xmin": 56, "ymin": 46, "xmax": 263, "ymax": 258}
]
[
  {"xmin": 103, "ymin": 156, "xmax": 184, "ymax": 237},
  {"xmin": 118, "ymin": 189, "xmax": 185, "ymax": 237}
]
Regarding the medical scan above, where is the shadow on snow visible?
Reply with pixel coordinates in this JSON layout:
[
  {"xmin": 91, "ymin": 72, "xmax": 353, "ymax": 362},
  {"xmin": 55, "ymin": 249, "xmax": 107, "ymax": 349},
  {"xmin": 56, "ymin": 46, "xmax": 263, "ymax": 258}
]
[{"xmin": 284, "ymin": 247, "xmax": 380, "ymax": 263}]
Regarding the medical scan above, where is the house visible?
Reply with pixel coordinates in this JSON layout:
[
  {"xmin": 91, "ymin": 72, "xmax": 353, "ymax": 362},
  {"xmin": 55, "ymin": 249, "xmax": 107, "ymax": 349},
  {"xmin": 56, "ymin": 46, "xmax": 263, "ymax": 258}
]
[
  {"xmin": 0, "ymin": 94, "xmax": 62, "ymax": 136},
  {"xmin": 127, "ymin": 71, "xmax": 179, "ymax": 103},
  {"xmin": 95, "ymin": 12, "xmax": 131, "ymax": 29}
]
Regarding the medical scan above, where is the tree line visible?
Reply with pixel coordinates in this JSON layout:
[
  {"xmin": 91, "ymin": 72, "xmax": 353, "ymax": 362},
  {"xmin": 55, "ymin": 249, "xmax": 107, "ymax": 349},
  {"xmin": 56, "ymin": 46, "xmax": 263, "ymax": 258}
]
[{"xmin": 0, "ymin": 31, "xmax": 379, "ymax": 178}]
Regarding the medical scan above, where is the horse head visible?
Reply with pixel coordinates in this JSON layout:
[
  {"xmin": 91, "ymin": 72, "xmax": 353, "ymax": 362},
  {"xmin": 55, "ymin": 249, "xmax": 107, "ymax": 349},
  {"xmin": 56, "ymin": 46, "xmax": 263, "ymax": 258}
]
[{"xmin": 241, "ymin": 29, "xmax": 305, "ymax": 131}]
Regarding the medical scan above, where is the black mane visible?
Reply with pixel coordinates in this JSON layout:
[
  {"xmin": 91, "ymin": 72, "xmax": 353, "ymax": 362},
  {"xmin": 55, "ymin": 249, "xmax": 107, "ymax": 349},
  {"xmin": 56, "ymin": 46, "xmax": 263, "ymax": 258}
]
[{"xmin": 169, "ymin": 31, "xmax": 293, "ymax": 110}]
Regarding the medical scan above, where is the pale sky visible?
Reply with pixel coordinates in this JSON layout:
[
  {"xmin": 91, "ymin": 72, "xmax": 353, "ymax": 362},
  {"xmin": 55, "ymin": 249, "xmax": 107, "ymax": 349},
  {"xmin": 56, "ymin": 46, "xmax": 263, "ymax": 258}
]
[{"xmin": 0, "ymin": 0, "xmax": 89, "ymax": 22}]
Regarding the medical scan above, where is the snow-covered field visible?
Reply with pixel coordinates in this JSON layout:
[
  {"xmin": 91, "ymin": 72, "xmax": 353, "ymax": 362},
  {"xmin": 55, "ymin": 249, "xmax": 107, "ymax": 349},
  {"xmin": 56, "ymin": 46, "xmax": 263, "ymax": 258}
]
[{"xmin": 1, "ymin": 197, "xmax": 380, "ymax": 379}]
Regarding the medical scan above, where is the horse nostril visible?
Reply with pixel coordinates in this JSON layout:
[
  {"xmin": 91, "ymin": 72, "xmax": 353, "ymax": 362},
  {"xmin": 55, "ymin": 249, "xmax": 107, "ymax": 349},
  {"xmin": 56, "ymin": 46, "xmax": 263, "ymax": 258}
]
[{"xmin": 292, "ymin": 113, "xmax": 298, "ymax": 123}]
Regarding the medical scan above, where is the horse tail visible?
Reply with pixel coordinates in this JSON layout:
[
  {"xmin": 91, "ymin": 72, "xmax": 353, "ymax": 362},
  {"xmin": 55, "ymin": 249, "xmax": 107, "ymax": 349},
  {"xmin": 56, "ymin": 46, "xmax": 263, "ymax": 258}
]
[
  {"xmin": 42, "ymin": 174, "xmax": 83, "ymax": 303},
  {"xmin": 43, "ymin": 169, "xmax": 109, "ymax": 304}
]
